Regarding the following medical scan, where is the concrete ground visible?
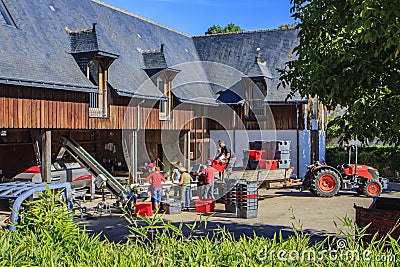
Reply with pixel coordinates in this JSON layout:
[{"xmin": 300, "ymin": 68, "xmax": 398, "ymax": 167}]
[{"xmin": 76, "ymin": 183, "xmax": 400, "ymax": 243}]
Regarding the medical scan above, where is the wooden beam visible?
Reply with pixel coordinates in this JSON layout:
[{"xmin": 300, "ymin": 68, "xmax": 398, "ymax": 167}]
[{"xmin": 41, "ymin": 130, "xmax": 52, "ymax": 183}]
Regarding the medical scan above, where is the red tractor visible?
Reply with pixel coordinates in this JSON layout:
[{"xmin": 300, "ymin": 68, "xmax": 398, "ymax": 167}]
[{"xmin": 302, "ymin": 145, "xmax": 389, "ymax": 197}]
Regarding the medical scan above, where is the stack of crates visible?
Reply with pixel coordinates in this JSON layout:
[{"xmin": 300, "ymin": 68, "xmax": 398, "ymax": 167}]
[
  {"xmin": 224, "ymin": 178, "xmax": 240, "ymax": 213},
  {"xmin": 244, "ymin": 141, "xmax": 291, "ymax": 170},
  {"xmin": 236, "ymin": 181, "xmax": 258, "ymax": 219},
  {"xmin": 276, "ymin": 141, "xmax": 291, "ymax": 169}
]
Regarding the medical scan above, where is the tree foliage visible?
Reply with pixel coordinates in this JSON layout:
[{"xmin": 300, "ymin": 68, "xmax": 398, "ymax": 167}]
[
  {"xmin": 279, "ymin": 0, "xmax": 400, "ymax": 145},
  {"xmin": 206, "ymin": 23, "xmax": 243, "ymax": 34}
]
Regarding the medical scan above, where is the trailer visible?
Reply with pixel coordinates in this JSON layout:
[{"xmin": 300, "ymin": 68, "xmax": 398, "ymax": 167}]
[{"xmin": 225, "ymin": 167, "xmax": 301, "ymax": 189}]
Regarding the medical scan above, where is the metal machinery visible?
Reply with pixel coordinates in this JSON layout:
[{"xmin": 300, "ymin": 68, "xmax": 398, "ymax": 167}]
[
  {"xmin": 54, "ymin": 136, "xmax": 136, "ymax": 207},
  {"xmin": 302, "ymin": 144, "xmax": 389, "ymax": 197},
  {"xmin": 0, "ymin": 182, "xmax": 72, "ymax": 230}
]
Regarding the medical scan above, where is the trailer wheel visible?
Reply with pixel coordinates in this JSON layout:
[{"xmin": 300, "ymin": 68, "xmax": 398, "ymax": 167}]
[
  {"xmin": 310, "ymin": 169, "xmax": 341, "ymax": 197},
  {"xmin": 363, "ymin": 179, "xmax": 382, "ymax": 197}
]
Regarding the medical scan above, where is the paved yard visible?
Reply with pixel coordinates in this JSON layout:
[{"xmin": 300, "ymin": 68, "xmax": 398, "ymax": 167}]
[{"xmin": 77, "ymin": 183, "xmax": 400, "ymax": 243}]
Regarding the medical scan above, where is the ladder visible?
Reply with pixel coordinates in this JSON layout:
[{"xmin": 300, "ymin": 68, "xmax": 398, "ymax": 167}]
[{"xmin": 56, "ymin": 136, "xmax": 136, "ymax": 205}]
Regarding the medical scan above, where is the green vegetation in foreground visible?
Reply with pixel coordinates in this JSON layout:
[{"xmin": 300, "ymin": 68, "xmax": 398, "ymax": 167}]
[{"xmin": 0, "ymin": 188, "xmax": 399, "ymax": 266}]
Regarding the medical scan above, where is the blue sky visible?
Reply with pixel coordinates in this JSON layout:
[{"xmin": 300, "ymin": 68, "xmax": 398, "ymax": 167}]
[{"xmin": 103, "ymin": 0, "xmax": 294, "ymax": 36}]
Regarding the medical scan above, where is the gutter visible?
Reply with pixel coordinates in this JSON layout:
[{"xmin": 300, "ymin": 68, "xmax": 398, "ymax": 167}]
[
  {"xmin": 0, "ymin": 77, "xmax": 96, "ymax": 92},
  {"xmin": 179, "ymin": 98, "xmax": 219, "ymax": 106},
  {"xmin": 264, "ymin": 99, "xmax": 309, "ymax": 105},
  {"xmin": 114, "ymin": 89, "xmax": 168, "ymax": 100}
]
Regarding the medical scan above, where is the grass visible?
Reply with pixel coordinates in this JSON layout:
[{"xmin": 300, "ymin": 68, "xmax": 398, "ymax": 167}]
[{"xmin": 0, "ymin": 188, "xmax": 398, "ymax": 266}]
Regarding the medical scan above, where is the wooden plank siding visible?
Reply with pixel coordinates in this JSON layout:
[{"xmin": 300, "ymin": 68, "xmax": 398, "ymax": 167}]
[{"xmin": 0, "ymin": 85, "xmax": 193, "ymax": 131}]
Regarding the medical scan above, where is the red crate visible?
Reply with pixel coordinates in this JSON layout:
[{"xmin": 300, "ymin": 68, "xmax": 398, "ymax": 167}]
[
  {"xmin": 195, "ymin": 199, "xmax": 215, "ymax": 213},
  {"xmin": 134, "ymin": 202, "xmax": 153, "ymax": 217},
  {"xmin": 261, "ymin": 150, "xmax": 274, "ymax": 160},
  {"xmin": 259, "ymin": 160, "xmax": 278, "ymax": 170},
  {"xmin": 212, "ymin": 160, "xmax": 227, "ymax": 172},
  {"xmin": 236, "ymin": 194, "xmax": 259, "ymax": 199},
  {"xmin": 249, "ymin": 150, "xmax": 265, "ymax": 160}
]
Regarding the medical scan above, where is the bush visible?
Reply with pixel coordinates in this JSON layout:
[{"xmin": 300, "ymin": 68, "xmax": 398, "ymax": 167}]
[
  {"xmin": 326, "ymin": 146, "xmax": 400, "ymax": 178},
  {"xmin": 0, "ymin": 190, "xmax": 399, "ymax": 266}
]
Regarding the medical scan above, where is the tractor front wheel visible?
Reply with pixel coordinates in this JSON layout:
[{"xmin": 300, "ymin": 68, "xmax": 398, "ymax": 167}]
[
  {"xmin": 310, "ymin": 169, "xmax": 341, "ymax": 197},
  {"xmin": 363, "ymin": 179, "xmax": 382, "ymax": 197}
]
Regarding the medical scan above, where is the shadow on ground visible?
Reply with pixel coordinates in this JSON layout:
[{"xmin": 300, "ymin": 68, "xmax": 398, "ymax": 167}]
[{"xmin": 78, "ymin": 212, "xmax": 333, "ymax": 245}]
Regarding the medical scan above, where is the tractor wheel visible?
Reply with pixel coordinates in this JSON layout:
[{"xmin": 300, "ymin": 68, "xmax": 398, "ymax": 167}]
[
  {"xmin": 310, "ymin": 169, "xmax": 341, "ymax": 197},
  {"xmin": 363, "ymin": 179, "xmax": 382, "ymax": 197}
]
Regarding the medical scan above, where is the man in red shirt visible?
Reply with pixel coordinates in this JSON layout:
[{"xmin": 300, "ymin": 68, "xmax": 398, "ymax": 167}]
[
  {"xmin": 201, "ymin": 160, "xmax": 216, "ymax": 199},
  {"xmin": 145, "ymin": 167, "xmax": 166, "ymax": 211}
]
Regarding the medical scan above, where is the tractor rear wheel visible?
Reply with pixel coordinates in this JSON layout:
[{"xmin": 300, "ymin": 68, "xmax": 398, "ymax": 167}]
[
  {"xmin": 363, "ymin": 179, "xmax": 382, "ymax": 197},
  {"xmin": 310, "ymin": 169, "xmax": 341, "ymax": 197}
]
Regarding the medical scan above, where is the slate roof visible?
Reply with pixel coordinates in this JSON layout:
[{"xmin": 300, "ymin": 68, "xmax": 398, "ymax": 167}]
[
  {"xmin": 0, "ymin": 0, "xmax": 216, "ymax": 103},
  {"xmin": 0, "ymin": 0, "xmax": 301, "ymax": 105},
  {"xmin": 193, "ymin": 29, "xmax": 304, "ymax": 102}
]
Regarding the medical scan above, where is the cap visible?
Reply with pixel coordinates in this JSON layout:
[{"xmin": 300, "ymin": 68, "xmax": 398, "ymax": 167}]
[
  {"xmin": 179, "ymin": 167, "xmax": 187, "ymax": 172},
  {"xmin": 206, "ymin": 160, "xmax": 212, "ymax": 166}
]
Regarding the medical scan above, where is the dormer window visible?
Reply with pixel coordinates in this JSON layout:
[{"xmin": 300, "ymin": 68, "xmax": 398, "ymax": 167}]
[
  {"xmin": 67, "ymin": 23, "xmax": 119, "ymax": 118},
  {"xmin": 141, "ymin": 44, "xmax": 179, "ymax": 121},
  {"xmin": 243, "ymin": 77, "xmax": 267, "ymax": 118},
  {"xmin": 87, "ymin": 58, "xmax": 110, "ymax": 117},
  {"xmin": 158, "ymin": 76, "xmax": 172, "ymax": 121}
]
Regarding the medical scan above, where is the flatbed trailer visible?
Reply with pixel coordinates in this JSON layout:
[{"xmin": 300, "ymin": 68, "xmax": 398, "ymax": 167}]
[{"xmin": 225, "ymin": 167, "xmax": 302, "ymax": 189}]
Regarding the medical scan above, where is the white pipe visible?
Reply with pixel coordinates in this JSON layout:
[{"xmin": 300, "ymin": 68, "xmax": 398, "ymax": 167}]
[{"xmin": 134, "ymin": 100, "xmax": 145, "ymax": 183}]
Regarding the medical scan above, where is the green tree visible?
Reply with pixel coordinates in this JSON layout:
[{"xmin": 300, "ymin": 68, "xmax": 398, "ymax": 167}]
[
  {"xmin": 206, "ymin": 23, "xmax": 243, "ymax": 35},
  {"xmin": 223, "ymin": 23, "xmax": 243, "ymax": 33},
  {"xmin": 277, "ymin": 23, "xmax": 296, "ymax": 29},
  {"xmin": 279, "ymin": 0, "xmax": 400, "ymax": 145},
  {"xmin": 206, "ymin": 24, "xmax": 224, "ymax": 34}
]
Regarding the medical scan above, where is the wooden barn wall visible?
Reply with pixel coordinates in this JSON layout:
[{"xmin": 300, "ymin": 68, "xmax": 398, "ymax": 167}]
[
  {"xmin": 0, "ymin": 85, "xmax": 193, "ymax": 130},
  {"xmin": 270, "ymin": 105, "xmax": 305, "ymax": 130}
]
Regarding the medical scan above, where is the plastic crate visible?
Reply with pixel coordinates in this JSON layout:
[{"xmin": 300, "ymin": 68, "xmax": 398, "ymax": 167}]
[
  {"xmin": 261, "ymin": 150, "xmax": 274, "ymax": 160},
  {"xmin": 134, "ymin": 202, "xmax": 153, "ymax": 217},
  {"xmin": 274, "ymin": 151, "xmax": 290, "ymax": 160},
  {"xmin": 236, "ymin": 181, "xmax": 258, "ymax": 189},
  {"xmin": 249, "ymin": 150, "xmax": 265, "ymax": 160},
  {"xmin": 162, "ymin": 200, "xmax": 182, "ymax": 214},
  {"xmin": 277, "ymin": 141, "xmax": 291, "ymax": 151},
  {"xmin": 247, "ymin": 160, "xmax": 259, "ymax": 170},
  {"xmin": 237, "ymin": 199, "xmax": 258, "ymax": 207},
  {"xmin": 212, "ymin": 160, "xmax": 227, "ymax": 172},
  {"xmin": 195, "ymin": 199, "xmax": 215, "ymax": 213},
  {"xmin": 278, "ymin": 159, "xmax": 291, "ymax": 169},
  {"xmin": 236, "ymin": 193, "xmax": 258, "ymax": 198},
  {"xmin": 237, "ymin": 208, "xmax": 258, "ymax": 219},
  {"xmin": 258, "ymin": 159, "xmax": 278, "ymax": 170}
]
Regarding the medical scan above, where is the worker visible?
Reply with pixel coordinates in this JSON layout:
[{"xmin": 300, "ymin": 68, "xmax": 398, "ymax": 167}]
[
  {"xmin": 178, "ymin": 167, "xmax": 193, "ymax": 211},
  {"xmin": 201, "ymin": 160, "xmax": 216, "ymax": 199},
  {"xmin": 147, "ymin": 160, "xmax": 156, "ymax": 172},
  {"xmin": 215, "ymin": 140, "xmax": 236, "ymax": 179},
  {"xmin": 171, "ymin": 161, "xmax": 183, "ymax": 198},
  {"xmin": 145, "ymin": 167, "xmax": 166, "ymax": 211}
]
